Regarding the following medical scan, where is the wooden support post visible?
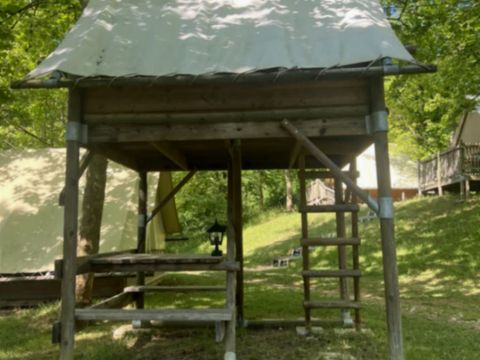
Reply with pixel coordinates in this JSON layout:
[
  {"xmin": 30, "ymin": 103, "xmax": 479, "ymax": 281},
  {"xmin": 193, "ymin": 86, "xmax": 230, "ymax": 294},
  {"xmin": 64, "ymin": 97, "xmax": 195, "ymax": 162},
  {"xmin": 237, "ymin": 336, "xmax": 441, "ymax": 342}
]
[
  {"xmin": 370, "ymin": 77, "xmax": 404, "ymax": 360},
  {"xmin": 417, "ymin": 162, "xmax": 422, "ymax": 197},
  {"xmin": 59, "ymin": 89, "xmax": 82, "ymax": 360},
  {"xmin": 334, "ymin": 178, "xmax": 349, "ymax": 322},
  {"xmin": 225, "ymin": 145, "xmax": 237, "ymax": 360},
  {"xmin": 465, "ymin": 179, "xmax": 470, "ymax": 201},
  {"xmin": 231, "ymin": 140, "xmax": 244, "ymax": 323},
  {"xmin": 350, "ymin": 158, "xmax": 361, "ymax": 330},
  {"xmin": 59, "ymin": 150, "xmax": 94, "ymax": 206},
  {"xmin": 436, "ymin": 152, "xmax": 443, "ymax": 196},
  {"xmin": 298, "ymin": 154, "xmax": 311, "ymax": 329},
  {"xmin": 136, "ymin": 172, "xmax": 147, "ymax": 309}
]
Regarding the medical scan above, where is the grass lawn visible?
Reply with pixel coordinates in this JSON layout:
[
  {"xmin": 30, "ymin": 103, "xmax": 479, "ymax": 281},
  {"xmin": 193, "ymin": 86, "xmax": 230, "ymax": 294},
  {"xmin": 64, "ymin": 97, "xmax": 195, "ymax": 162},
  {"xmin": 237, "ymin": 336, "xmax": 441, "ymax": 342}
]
[{"xmin": 1, "ymin": 195, "xmax": 479, "ymax": 359}]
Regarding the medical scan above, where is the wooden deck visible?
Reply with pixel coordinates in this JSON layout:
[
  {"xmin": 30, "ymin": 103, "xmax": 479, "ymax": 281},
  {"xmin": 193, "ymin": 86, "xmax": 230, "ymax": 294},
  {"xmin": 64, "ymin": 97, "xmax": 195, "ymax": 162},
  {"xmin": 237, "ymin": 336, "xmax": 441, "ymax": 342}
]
[
  {"xmin": 0, "ymin": 273, "xmax": 130, "ymax": 308},
  {"xmin": 418, "ymin": 145, "xmax": 480, "ymax": 193}
]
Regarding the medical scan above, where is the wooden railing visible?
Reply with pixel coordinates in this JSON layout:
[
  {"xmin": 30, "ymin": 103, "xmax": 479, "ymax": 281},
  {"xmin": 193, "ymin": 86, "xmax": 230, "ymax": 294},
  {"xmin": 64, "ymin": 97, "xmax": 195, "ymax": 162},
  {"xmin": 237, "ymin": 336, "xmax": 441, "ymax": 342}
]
[
  {"xmin": 418, "ymin": 145, "xmax": 480, "ymax": 192},
  {"xmin": 306, "ymin": 179, "xmax": 335, "ymax": 205}
]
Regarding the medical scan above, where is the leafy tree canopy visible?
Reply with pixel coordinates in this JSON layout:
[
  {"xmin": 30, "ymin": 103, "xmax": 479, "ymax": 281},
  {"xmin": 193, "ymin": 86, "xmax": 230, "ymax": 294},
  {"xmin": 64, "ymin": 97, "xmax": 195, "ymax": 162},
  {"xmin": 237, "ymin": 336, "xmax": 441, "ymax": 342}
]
[
  {"xmin": 0, "ymin": 0, "xmax": 81, "ymax": 149},
  {"xmin": 383, "ymin": 0, "xmax": 480, "ymax": 158}
]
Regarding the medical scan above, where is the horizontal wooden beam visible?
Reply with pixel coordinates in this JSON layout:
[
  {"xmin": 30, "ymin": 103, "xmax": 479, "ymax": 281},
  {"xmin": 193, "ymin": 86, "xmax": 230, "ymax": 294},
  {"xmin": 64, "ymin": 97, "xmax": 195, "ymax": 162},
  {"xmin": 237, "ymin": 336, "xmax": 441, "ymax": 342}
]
[
  {"xmin": 88, "ymin": 261, "xmax": 240, "ymax": 274},
  {"xmin": 304, "ymin": 301, "xmax": 361, "ymax": 309},
  {"xmin": 54, "ymin": 249, "xmax": 137, "ymax": 278},
  {"xmin": 88, "ymin": 118, "xmax": 366, "ymax": 143},
  {"xmin": 300, "ymin": 204, "xmax": 359, "ymax": 213},
  {"xmin": 302, "ymin": 270, "xmax": 362, "ymax": 278},
  {"xmin": 301, "ymin": 237, "xmax": 360, "ymax": 246},
  {"xmin": 84, "ymin": 106, "xmax": 368, "ymax": 125},
  {"xmin": 242, "ymin": 319, "xmax": 343, "ymax": 328},
  {"xmin": 75, "ymin": 308, "xmax": 233, "ymax": 322},
  {"xmin": 124, "ymin": 285, "xmax": 226, "ymax": 293}
]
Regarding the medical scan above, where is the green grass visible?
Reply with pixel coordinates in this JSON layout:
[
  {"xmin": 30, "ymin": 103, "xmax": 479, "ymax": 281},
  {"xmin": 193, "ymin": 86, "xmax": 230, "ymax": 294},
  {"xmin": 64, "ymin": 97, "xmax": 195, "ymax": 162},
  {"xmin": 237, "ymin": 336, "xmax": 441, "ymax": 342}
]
[{"xmin": 1, "ymin": 195, "xmax": 479, "ymax": 359}]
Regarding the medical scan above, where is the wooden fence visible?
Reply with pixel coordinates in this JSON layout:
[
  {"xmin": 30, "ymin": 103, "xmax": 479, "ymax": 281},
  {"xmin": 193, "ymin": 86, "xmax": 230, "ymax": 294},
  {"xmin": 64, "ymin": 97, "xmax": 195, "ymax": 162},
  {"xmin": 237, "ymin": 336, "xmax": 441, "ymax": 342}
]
[{"xmin": 418, "ymin": 145, "xmax": 480, "ymax": 192}]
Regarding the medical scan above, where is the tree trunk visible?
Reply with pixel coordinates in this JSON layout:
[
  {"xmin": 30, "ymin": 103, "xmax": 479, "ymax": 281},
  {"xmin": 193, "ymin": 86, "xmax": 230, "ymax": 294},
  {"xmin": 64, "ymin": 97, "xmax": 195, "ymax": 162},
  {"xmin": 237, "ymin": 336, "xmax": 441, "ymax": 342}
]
[
  {"xmin": 285, "ymin": 170, "xmax": 293, "ymax": 211},
  {"xmin": 258, "ymin": 171, "xmax": 264, "ymax": 210},
  {"xmin": 75, "ymin": 154, "xmax": 108, "ymax": 306}
]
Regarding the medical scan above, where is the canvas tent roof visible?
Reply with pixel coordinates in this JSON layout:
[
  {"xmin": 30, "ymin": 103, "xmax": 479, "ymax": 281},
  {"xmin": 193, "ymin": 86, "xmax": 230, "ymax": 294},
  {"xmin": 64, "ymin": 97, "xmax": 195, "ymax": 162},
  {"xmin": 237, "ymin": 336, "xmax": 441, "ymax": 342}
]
[
  {"xmin": 452, "ymin": 110, "xmax": 480, "ymax": 147},
  {"xmin": 28, "ymin": 0, "xmax": 414, "ymax": 79},
  {"xmin": 0, "ymin": 149, "xmax": 175, "ymax": 273}
]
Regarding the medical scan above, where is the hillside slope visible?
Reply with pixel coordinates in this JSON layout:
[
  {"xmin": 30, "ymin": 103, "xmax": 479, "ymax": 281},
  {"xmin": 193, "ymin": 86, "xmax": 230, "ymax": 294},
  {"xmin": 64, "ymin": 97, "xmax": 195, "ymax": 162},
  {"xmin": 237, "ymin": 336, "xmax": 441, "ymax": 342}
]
[{"xmin": 1, "ymin": 195, "xmax": 479, "ymax": 360}]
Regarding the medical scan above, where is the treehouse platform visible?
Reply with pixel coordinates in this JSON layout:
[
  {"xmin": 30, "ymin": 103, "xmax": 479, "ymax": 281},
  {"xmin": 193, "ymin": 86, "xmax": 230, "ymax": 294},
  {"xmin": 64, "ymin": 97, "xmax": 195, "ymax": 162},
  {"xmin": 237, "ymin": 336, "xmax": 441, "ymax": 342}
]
[{"xmin": 12, "ymin": 1, "xmax": 436, "ymax": 359}]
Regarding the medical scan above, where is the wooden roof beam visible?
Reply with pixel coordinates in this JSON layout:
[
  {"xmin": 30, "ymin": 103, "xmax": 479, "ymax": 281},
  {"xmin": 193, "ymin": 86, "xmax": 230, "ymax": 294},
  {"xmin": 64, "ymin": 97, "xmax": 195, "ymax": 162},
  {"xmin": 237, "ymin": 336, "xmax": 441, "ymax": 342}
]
[{"xmin": 150, "ymin": 141, "xmax": 188, "ymax": 170}]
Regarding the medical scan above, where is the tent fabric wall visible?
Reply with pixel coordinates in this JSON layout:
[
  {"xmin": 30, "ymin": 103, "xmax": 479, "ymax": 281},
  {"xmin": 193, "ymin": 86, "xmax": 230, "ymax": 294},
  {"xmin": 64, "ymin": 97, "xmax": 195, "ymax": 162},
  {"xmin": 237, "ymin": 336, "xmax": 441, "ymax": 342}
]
[
  {"xmin": 354, "ymin": 145, "xmax": 418, "ymax": 190},
  {"xmin": 452, "ymin": 111, "xmax": 480, "ymax": 147},
  {"xmin": 28, "ymin": 0, "xmax": 414, "ymax": 79},
  {"xmin": 146, "ymin": 172, "xmax": 182, "ymax": 252},
  {"xmin": 0, "ymin": 149, "xmax": 178, "ymax": 273}
]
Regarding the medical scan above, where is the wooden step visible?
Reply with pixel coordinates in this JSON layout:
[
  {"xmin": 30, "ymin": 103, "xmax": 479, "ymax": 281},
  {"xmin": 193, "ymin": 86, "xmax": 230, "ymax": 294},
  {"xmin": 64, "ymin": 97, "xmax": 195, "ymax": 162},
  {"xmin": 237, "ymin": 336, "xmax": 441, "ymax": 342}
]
[
  {"xmin": 300, "ymin": 204, "xmax": 359, "ymax": 213},
  {"xmin": 124, "ymin": 285, "xmax": 226, "ymax": 293},
  {"xmin": 87, "ymin": 254, "xmax": 239, "ymax": 273},
  {"xmin": 75, "ymin": 308, "xmax": 233, "ymax": 322},
  {"xmin": 302, "ymin": 270, "xmax": 361, "ymax": 278},
  {"xmin": 304, "ymin": 301, "xmax": 361, "ymax": 309},
  {"xmin": 301, "ymin": 238, "xmax": 360, "ymax": 247}
]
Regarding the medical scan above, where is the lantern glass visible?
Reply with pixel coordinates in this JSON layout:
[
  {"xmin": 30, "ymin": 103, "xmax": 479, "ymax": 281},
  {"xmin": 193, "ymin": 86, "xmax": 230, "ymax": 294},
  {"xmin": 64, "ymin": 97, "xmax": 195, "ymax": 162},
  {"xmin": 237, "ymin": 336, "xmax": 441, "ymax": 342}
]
[{"xmin": 207, "ymin": 220, "xmax": 226, "ymax": 257}]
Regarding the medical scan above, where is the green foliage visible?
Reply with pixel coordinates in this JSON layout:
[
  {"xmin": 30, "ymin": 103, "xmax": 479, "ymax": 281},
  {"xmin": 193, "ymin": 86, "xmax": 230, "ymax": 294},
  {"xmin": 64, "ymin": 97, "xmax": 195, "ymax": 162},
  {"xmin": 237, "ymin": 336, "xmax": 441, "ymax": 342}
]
[
  {"xmin": 173, "ymin": 170, "xmax": 293, "ymax": 244},
  {"xmin": 174, "ymin": 171, "xmax": 228, "ymax": 239},
  {"xmin": 383, "ymin": 0, "xmax": 480, "ymax": 158},
  {"xmin": 0, "ymin": 0, "xmax": 82, "ymax": 149}
]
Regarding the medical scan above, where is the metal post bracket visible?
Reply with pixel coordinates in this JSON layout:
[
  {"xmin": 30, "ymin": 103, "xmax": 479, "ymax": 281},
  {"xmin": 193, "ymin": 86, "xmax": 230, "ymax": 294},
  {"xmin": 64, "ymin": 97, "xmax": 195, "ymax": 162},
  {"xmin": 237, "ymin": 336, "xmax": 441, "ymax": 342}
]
[
  {"xmin": 383, "ymin": 64, "xmax": 401, "ymax": 75},
  {"xmin": 66, "ymin": 122, "xmax": 88, "ymax": 144},
  {"xmin": 378, "ymin": 197, "xmax": 394, "ymax": 219},
  {"xmin": 137, "ymin": 214, "xmax": 147, "ymax": 227},
  {"xmin": 366, "ymin": 111, "xmax": 389, "ymax": 134},
  {"xmin": 382, "ymin": 57, "xmax": 400, "ymax": 75}
]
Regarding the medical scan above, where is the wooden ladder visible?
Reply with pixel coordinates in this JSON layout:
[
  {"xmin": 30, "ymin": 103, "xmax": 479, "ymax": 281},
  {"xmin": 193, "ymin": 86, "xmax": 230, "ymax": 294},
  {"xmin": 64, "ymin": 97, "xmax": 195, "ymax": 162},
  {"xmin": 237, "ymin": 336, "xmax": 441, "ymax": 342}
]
[{"xmin": 298, "ymin": 155, "xmax": 361, "ymax": 331}]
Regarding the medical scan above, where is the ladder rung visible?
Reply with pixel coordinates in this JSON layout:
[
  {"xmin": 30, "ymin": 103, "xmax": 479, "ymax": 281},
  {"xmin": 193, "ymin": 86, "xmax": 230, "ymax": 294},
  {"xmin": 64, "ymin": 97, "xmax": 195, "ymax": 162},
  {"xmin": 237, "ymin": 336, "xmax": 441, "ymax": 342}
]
[
  {"xmin": 303, "ymin": 171, "xmax": 359, "ymax": 180},
  {"xmin": 301, "ymin": 238, "xmax": 360, "ymax": 246},
  {"xmin": 75, "ymin": 308, "xmax": 233, "ymax": 322},
  {"xmin": 304, "ymin": 301, "xmax": 361, "ymax": 309},
  {"xmin": 300, "ymin": 204, "xmax": 359, "ymax": 213},
  {"xmin": 302, "ymin": 270, "xmax": 361, "ymax": 278}
]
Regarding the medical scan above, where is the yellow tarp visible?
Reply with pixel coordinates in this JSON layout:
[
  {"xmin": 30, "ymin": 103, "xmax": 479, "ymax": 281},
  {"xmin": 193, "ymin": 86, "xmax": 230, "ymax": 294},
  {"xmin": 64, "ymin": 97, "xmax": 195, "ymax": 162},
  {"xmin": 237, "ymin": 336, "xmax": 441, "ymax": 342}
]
[{"xmin": 146, "ymin": 172, "xmax": 181, "ymax": 252}]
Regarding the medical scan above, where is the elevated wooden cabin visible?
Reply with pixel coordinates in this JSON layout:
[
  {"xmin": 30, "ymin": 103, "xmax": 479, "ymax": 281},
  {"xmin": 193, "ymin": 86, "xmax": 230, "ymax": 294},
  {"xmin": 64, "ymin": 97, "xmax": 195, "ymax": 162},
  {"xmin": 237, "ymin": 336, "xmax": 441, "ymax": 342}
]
[
  {"xmin": 419, "ymin": 110, "xmax": 480, "ymax": 197},
  {"xmin": 13, "ymin": 1, "xmax": 435, "ymax": 359}
]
